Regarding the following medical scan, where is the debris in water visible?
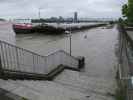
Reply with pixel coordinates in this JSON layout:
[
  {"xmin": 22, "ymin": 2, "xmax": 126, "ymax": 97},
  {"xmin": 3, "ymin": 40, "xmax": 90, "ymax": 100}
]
[{"xmin": 84, "ymin": 35, "xmax": 87, "ymax": 39}]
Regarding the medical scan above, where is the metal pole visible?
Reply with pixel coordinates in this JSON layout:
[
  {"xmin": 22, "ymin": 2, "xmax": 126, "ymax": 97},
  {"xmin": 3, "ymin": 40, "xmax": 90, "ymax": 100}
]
[
  {"xmin": 69, "ymin": 30, "xmax": 72, "ymax": 56},
  {"xmin": 65, "ymin": 29, "xmax": 72, "ymax": 56},
  {"xmin": 70, "ymin": 32, "xmax": 72, "ymax": 56},
  {"xmin": 38, "ymin": 8, "xmax": 41, "ymax": 20}
]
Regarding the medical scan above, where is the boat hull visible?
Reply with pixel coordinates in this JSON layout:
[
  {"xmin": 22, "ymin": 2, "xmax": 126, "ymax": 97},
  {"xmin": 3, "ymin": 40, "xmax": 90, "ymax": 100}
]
[
  {"xmin": 32, "ymin": 25, "xmax": 65, "ymax": 34},
  {"xmin": 13, "ymin": 24, "xmax": 65, "ymax": 34},
  {"xmin": 12, "ymin": 24, "xmax": 33, "ymax": 34}
]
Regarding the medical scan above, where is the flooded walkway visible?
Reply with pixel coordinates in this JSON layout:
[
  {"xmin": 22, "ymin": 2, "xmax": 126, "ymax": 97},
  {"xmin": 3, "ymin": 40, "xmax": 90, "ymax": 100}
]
[
  {"xmin": 0, "ymin": 22, "xmax": 118, "ymax": 100},
  {"xmin": 15, "ymin": 25, "xmax": 118, "ymax": 99},
  {"xmin": 16, "ymin": 25, "xmax": 118, "ymax": 78}
]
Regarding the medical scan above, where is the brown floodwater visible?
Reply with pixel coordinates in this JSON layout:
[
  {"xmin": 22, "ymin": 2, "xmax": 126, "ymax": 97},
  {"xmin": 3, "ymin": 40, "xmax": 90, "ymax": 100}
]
[
  {"xmin": 0, "ymin": 21, "xmax": 118, "ymax": 79},
  {"xmin": 0, "ymin": 22, "xmax": 118, "ymax": 99},
  {"xmin": 15, "ymin": 25, "xmax": 118, "ymax": 78}
]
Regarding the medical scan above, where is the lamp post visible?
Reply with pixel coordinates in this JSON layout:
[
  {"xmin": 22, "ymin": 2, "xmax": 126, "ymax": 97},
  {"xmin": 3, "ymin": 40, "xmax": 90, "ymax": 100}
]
[
  {"xmin": 38, "ymin": 8, "xmax": 41, "ymax": 19},
  {"xmin": 69, "ymin": 31, "xmax": 72, "ymax": 56},
  {"xmin": 65, "ymin": 30, "xmax": 72, "ymax": 56}
]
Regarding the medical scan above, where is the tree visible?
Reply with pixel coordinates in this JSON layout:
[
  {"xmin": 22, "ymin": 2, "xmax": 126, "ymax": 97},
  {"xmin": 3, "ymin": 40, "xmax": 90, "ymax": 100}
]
[
  {"xmin": 122, "ymin": 0, "xmax": 133, "ymax": 23},
  {"xmin": 128, "ymin": 0, "xmax": 133, "ymax": 22},
  {"xmin": 122, "ymin": 4, "xmax": 128, "ymax": 18}
]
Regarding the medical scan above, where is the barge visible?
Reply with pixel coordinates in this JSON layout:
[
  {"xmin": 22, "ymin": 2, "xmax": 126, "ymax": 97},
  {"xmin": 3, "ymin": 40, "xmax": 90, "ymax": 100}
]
[
  {"xmin": 12, "ymin": 19, "xmax": 33, "ymax": 34},
  {"xmin": 12, "ymin": 19, "xmax": 65, "ymax": 34},
  {"xmin": 13, "ymin": 23, "xmax": 33, "ymax": 33}
]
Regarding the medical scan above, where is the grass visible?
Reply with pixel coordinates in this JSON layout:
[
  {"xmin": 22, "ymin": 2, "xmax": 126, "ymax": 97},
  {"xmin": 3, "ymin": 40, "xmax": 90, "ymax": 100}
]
[
  {"xmin": 115, "ymin": 86, "xmax": 126, "ymax": 100},
  {"xmin": 115, "ymin": 69, "xmax": 126, "ymax": 100},
  {"xmin": 22, "ymin": 97, "xmax": 28, "ymax": 100}
]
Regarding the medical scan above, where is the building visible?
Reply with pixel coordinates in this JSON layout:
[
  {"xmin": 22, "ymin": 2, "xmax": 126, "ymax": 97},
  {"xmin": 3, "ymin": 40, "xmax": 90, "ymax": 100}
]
[{"xmin": 74, "ymin": 12, "xmax": 78, "ymax": 23}]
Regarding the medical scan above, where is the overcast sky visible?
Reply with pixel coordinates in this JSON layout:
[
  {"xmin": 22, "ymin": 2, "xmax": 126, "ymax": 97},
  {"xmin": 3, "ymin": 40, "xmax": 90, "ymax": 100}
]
[{"xmin": 0, "ymin": 0, "xmax": 127, "ymax": 19}]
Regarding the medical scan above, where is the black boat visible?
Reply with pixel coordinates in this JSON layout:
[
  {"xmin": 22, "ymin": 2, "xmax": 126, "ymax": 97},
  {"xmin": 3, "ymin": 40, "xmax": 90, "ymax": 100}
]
[{"xmin": 32, "ymin": 23, "xmax": 65, "ymax": 34}]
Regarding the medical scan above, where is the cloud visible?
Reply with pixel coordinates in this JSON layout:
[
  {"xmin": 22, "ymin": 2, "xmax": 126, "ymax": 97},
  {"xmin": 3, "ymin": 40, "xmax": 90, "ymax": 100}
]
[{"xmin": 0, "ymin": 0, "xmax": 127, "ymax": 19}]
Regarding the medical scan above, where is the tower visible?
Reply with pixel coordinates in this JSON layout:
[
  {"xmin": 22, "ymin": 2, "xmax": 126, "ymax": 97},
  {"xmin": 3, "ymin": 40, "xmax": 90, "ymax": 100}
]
[{"xmin": 74, "ymin": 12, "xmax": 78, "ymax": 23}]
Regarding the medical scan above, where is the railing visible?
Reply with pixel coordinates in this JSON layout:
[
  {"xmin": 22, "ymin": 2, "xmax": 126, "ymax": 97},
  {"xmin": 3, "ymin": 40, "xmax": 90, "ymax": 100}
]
[
  {"xmin": 118, "ymin": 24, "xmax": 131, "ymax": 78},
  {"xmin": 0, "ymin": 40, "xmax": 79, "ymax": 75},
  {"xmin": 118, "ymin": 23, "xmax": 133, "ymax": 100}
]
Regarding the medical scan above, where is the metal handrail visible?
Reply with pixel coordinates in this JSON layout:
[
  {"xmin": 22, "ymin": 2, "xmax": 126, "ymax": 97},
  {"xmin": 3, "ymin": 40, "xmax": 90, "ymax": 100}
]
[
  {"xmin": 0, "ymin": 39, "xmax": 79, "ymax": 75},
  {"xmin": 0, "ymin": 39, "xmax": 46, "ymax": 58},
  {"xmin": 118, "ymin": 23, "xmax": 133, "ymax": 100}
]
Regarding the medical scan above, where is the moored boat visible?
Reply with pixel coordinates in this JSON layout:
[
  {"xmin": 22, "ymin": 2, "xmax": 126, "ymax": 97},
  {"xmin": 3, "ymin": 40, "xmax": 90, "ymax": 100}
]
[
  {"xmin": 12, "ymin": 19, "xmax": 65, "ymax": 34},
  {"xmin": 12, "ymin": 19, "xmax": 33, "ymax": 34},
  {"xmin": 32, "ymin": 23, "xmax": 65, "ymax": 34},
  {"xmin": 13, "ymin": 23, "xmax": 33, "ymax": 33}
]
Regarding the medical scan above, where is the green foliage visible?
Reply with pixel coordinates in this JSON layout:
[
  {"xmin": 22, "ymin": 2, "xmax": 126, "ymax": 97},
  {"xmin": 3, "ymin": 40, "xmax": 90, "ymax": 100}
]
[
  {"xmin": 128, "ymin": 0, "xmax": 133, "ymax": 22},
  {"xmin": 115, "ymin": 78, "xmax": 126, "ymax": 100},
  {"xmin": 115, "ymin": 88, "xmax": 126, "ymax": 100},
  {"xmin": 22, "ymin": 97, "xmax": 28, "ymax": 100},
  {"xmin": 122, "ymin": 0, "xmax": 133, "ymax": 23},
  {"xmin": 122, "ymin": 4, "xmax": 128, "ymax": 18}
]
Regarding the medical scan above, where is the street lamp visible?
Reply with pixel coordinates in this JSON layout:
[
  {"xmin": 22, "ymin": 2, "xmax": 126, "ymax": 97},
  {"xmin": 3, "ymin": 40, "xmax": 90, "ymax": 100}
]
[
  {"xmin": 65, "ymin": 30, "xmax": 72, "ymax": 56},
  {"xmin": 38, "ymin": 8, "xmax": 41, "ymax": 19}
]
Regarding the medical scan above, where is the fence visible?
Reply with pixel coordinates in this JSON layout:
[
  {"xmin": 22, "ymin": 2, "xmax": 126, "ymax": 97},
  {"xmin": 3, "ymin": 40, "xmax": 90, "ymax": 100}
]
[
  {"xmin": 118, "ymin": 24, "xmax": 131, "ymax": 78},
  {"xmin": 118, "ymin": 23, "xmax": 133, "ymax": 100},
  {"xmin": 0, "ymin": 39, "xmax": 79, "ymax": 75}
]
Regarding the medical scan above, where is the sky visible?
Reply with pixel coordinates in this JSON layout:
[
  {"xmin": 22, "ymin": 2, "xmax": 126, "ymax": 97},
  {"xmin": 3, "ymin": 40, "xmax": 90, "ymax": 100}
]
[{"xmin": 0, "ymin": 0, "xmax": 128, "ymax": 19}]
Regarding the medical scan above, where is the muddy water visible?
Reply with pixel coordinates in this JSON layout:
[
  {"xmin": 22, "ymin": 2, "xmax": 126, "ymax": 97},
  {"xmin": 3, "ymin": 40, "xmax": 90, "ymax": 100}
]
[
  {"xmin": 0, "ymin": 21, "xmax": 118, "ymax": 78},
  {"xmin": 0, "ymin": 22, "xmax": 118, "ymax": 99},
  {"xmin": 16, "ymin": 25, "xmax": 118, "ymax": 78},
  {"xmin": 15, "ymin": 25, "xmax": 118, "ymax": 100}
]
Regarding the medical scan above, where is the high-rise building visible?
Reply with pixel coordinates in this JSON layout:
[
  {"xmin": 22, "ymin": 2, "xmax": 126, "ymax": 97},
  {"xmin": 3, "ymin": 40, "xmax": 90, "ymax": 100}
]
[{"xmin": 74, "ymin": 12, "xmax": 78, "ymax": 22}]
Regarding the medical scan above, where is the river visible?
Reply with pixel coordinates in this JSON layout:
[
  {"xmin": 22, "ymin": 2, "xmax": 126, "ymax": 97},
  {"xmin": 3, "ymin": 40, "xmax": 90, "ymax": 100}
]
[
  {"xmin": 15, "ymin": 25, "xmax": 118, "ymax": 78},
  {"xmin": 0, "ymin": 22, "xmax": 118, "ymax": 99},
  {"xmin": 0, "ymin": 21, "xmax": 118, "ymax": 80}
]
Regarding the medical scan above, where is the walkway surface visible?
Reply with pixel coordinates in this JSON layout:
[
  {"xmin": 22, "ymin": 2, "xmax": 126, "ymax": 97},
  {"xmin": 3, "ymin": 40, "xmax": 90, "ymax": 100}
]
[
  {"xmin": 0, "ymin": 69, "xmax": 115, "ymax": 100},
  {"xmin": 126, "ymin": 29, "xmax": 133, "ymax": 75},
  {"xmin": 127, "ymin": 30, "xmax": 133, "ymax": 41},
  {"xmin": 0, "ymin": 23, "xmax": 118, "ymax": 100}
]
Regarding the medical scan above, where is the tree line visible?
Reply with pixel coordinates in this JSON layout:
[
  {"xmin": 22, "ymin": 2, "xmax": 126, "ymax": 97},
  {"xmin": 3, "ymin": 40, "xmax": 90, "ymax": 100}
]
[{"xmin": 122, "ymin": 0, "xmax": 133, "ymax": 23}]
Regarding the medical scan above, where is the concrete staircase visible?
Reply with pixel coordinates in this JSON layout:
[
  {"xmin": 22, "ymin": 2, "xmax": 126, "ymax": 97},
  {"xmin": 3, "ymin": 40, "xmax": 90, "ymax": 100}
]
[
  {"xmin": 0, "ymin": 79, "xmax": 88, "ymax": 100},
  {"xmin": 0, "ymin": 35, "xmax": 86, "ymax": 100},
  {"xmin": 54, "ymin": 70, "xmax": 116, "ymax": 99},
  {"xmin": 0, "ymin": 70, "xmax": 116, "ymax": 100},
  {"xmin": 0, "ymin": 39, "xmax": 84, "ymax": 80}
]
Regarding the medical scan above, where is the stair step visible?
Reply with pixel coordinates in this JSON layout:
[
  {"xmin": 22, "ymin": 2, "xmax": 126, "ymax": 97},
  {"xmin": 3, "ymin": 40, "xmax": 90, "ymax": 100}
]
[
  {"xmin": 0, "ymin": 79, "xmax": 89, "ymax": 100},
  {"xmin": 54, "ymin": 70, "xmax": 116, "ymax": 99},
  {"xmin": 1, "ymin": 65, "xmax": 79, "ymax": 80},
  {"xmin": 47, "ymin": 65, "xmax": 65, "ymax": 80}
]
